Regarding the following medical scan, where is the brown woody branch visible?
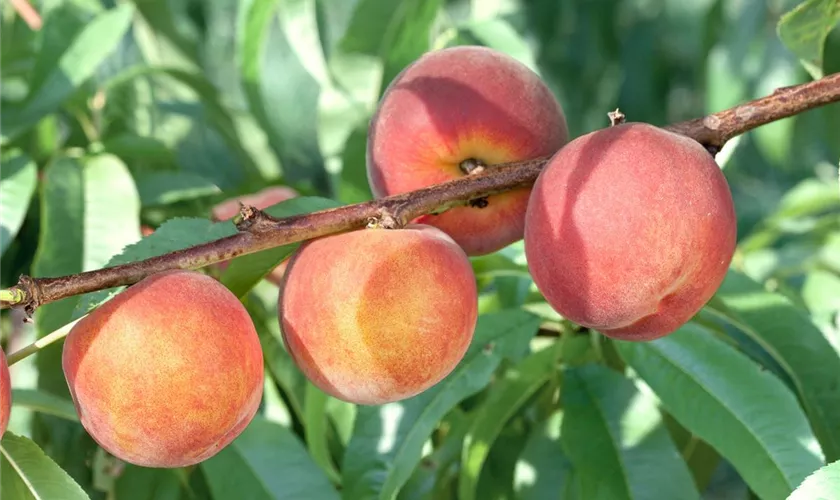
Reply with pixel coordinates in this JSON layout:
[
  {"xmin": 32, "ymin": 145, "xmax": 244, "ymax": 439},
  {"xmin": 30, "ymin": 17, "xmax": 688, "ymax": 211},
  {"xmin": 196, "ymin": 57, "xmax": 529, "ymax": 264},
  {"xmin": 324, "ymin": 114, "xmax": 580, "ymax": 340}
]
[{"xmin": 2, "ymin": 72, "xmax": 839, "ymax": 315}]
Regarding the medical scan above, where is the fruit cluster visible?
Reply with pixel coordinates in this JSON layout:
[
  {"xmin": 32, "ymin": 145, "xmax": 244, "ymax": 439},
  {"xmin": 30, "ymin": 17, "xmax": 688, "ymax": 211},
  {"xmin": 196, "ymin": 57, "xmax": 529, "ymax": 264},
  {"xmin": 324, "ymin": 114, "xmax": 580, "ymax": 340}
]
[{"xmin": 0, "ymin": 46, "xmax": 737, "ymax": 469}]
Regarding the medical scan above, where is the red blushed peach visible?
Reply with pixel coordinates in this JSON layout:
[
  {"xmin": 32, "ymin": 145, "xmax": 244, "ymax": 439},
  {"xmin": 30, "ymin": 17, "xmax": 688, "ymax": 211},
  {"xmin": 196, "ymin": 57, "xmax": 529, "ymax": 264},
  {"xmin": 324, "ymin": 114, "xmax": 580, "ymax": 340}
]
[
  {"xmin": 366, "ymin": 45, "xmax": 568, "ymax": 256},
  {"xmin": 0, "ymin": 349, "xmax": 10, "ymax": 438},
  {"xmin": 211, "ymin": 185, "xmax": 299, "ymax": 284},
  {"xmin": 278, "ymin": 224, "xmax": 478, "ymax": 405},
  {"xmin": 524, "ymin": 123, "xmax": 737, "ymax": 341},
  {"xmin": 62, "ymin": 270, "xmax": 264, "ymax": 468}
]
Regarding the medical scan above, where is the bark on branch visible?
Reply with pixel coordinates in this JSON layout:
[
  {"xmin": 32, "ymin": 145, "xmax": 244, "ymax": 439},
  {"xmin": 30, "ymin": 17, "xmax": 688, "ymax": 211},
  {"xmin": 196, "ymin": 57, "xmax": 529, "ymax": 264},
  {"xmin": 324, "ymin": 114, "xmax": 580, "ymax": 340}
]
[{"xmin": 3, "ymin": 72, "xmax": 839, "ymax": 314}]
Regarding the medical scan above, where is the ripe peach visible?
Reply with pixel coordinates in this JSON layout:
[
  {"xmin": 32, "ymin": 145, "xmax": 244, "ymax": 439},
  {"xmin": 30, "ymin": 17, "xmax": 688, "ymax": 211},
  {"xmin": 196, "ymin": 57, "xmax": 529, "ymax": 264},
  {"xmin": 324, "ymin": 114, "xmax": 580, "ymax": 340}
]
[
  {"xmin": 0, "ymin": 349, "xmax": 10, "ymax": 438},
  {"xmin": 278, "ymin": 224, "xmax": 478, "ymax": 405},
  {"xmin": 62, "ymin": 270, "xmax": 264, "ymax": 467},
  {"xmin": 366, "ymin": 46, "xmax": 568, "ymax": 256},
  {"xmin": 524, "ymin": 122, "xmax": 737, "ymax": 341},
  {"xmin": 211, "ymin": 185, "xmax": 299, "ymax": 285}
]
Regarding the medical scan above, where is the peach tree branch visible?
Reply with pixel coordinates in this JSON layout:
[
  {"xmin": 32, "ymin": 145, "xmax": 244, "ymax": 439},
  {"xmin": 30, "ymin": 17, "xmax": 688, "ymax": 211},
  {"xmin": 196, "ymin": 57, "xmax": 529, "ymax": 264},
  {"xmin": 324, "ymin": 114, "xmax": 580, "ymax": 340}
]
[{"xmin": 2, "ymin": 72, "xmax": 839, "ymax": 314}]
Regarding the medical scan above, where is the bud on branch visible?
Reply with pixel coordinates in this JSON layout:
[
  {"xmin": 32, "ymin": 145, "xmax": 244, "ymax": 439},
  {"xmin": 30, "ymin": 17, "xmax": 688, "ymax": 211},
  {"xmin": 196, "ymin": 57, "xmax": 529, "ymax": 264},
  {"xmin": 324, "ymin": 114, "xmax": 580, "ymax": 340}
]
[{"xmin": 2, "ymin": 72, "xmax": 839, "ymax": 314}]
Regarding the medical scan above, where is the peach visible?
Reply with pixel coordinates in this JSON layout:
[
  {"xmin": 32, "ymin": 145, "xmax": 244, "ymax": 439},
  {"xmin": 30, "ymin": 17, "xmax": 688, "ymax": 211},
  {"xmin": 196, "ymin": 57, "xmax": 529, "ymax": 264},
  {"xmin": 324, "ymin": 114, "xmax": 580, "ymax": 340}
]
[
  {"xmin": 278, "ymin": 224, "xmax": 478, "ymax": 404},
  {"xmin": 211, "ymin": 185, "xmax": 299, "ymax": 285},
  {"xmin": 524, "ymin": 122, "xmax": 737, "ymax": 341},
  {"xmin": 366, "ymin": 45, "xmax": 568, "ymax": 256},
  {"xmin": 1, "ymin": 349, "xmax": 9, "ymax": 438},
  {"xmin": 62, "ymin": 270, "xmax": 264, "ymax": 467}
]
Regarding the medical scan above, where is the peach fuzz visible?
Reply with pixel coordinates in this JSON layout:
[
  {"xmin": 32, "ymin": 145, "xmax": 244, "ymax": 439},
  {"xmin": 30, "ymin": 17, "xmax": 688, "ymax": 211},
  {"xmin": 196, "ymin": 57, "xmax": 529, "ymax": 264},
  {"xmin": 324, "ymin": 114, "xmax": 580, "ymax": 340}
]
[
  {"xmin": 278, "ymin": 224, "xmax": 478, "ymax": 405},
  {"xmin": 524, "ymin": 122, "xmax": 737, "ymax": 341},
  {"xmin": 366, "ymin": 45, "xmax": 568, "ymax": 256},
  {"xmin": 62, "ymin": 270, "xmax": 264, "ymax": 468},
  {"xmin": 1, "ymin": 349, "xmax": 9, "ymax": 438},
  {"xmin": 211, "ymin": 185, "xmax": 299, "ymax": 285}
]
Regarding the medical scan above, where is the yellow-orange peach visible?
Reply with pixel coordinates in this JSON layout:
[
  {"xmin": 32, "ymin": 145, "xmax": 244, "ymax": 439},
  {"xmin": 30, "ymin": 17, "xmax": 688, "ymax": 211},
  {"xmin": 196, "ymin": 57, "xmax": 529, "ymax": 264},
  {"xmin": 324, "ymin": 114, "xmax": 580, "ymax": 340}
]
[
  {"xmin": 0, "ymin": 349, "xmax": 9, "ymax": 438},
  {"xmin": 212, "ymin": 185, "xmax": 299, "ymax": 285},
  {"xmin": 524, "ymin": 123, "xmax": 737, "ymax": 341},
  {"xmin": 62, "ymin": 270, "xmax": 264, "ymax": 467},
  {"xmin": 367, "ymin": 46, "xmax": 568, "ymax": 256},
  {"xmin": 278, "ymin": 224, "xmax": 478, "ymax": 404}
]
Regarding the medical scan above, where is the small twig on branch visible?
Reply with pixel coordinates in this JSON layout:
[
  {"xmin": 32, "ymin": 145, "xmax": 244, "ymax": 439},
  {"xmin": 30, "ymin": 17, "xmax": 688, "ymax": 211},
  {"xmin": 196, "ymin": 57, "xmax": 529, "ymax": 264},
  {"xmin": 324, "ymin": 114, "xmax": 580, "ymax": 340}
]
[{"xmin": 2, "ymin": 73, "xmax": 839, "ymax": 315}]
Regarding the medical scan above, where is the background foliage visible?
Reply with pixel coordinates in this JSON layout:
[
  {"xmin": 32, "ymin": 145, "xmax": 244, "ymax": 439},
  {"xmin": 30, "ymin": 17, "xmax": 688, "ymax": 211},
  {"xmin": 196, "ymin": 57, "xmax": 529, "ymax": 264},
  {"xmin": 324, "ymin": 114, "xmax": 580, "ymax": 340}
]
[{"xmin": 1, "ymin": 0, "xmax": 839, "ymax": 499}]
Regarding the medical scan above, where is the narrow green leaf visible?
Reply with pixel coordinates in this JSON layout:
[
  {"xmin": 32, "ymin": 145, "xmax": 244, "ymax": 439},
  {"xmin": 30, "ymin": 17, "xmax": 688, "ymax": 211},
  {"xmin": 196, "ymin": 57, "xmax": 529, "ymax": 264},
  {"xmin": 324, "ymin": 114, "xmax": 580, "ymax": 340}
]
[
  {"xmin": 514, "ymin": 410, "xmax": 577, "ymax": 500},
  {"xmin": 201, "ymin": 418, "xmax": 340, "ymax": 500},
  {"xmin": 33, "ymin": 153, "xmax": 141, "ymax": 394},
  {"xmin": 459, "ymin": 343, "xmax": 559, "ymax": 500},
  {"xmin": 341, "ymin": 310, "xmax": 542, "ymax": 500},
  {"xmin": 777, "ymin": 0, "xmax": 840, "ymax": 79},
  {"xmin": 2, "ymin": 5, "xmax": 135, "ymax": 141},
  {"xmin": 237, "ymin": 0, "xmax": 325, "ymax": 187},
  {"xmin": 72, "ymin": 217, "xmax": 236, "ymax": 318},
  {"xmin": 11, "ymin": 389, "xmax": 79, "ymax": 422},
  {"xmin": 0, "ymin": 151, "xmax": 37, "ymax": 257},
  {"xmin": 113, "ymin": 465, "xmax": 182, "ymax": 500},
  {"xmin": 462, "ymin": 18, "xmax": 539, "ymax": 71},
  {"xmin": 707, "ymin": 270, "xmax": 840, "ymax": 461},
  {"xmin": 788, "ymin": 458, "xmax": 840, "ymax": 499},
  {"xmin": 615, "ymin": 324, "xmax": 825, "ymax": 500},
  {"xmin": 304, "ymin": 384, "xmax": 342, "ymax": 484},
  {"xmin": 220, "ymin": 196, "xmax": 342, "ymax": 297},
  {"xmin": 0, "ymin": 433, "xmax": 90, "ymax": 500},
  {"xmin": 135, "ymin": 171, "xmax": 221, "ymax": 207},
  {"xmin": 561, "ymin": 365, "xmax": 700, "ymax": 500}
]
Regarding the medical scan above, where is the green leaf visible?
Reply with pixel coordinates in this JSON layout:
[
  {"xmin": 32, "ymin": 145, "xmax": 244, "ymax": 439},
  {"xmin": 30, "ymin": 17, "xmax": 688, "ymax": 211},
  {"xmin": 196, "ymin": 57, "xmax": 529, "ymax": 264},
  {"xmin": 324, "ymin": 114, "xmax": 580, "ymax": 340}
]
[
  {"xmin": 777, "ymin": 0, "xmax": 840, "ymax": 79},
  {"xmin": 72, "ymin": 217, "xmax": 236, "ymax": 318},
  {"xmin": 2, "ymin": 4, "xmax": 135, "ymax": 142},
  {"xmin": 304, "ymin": 384, "xmax": 342, "ymax": 485},
  {"xmin": 459, "ymin": 343, "xmax": 560, "ymax": 500},
  {"xmin": 560, "ymin": 364, "xmax": 700, "ymax": 500},
  {"xmin": 0, "ymin": 151, "xmax": 37, "ymax": 257},
  {"xmin": 135, "ymin": 171, "xmax": 221, "ymax": 207},
  {"xmin": 11, "ymin": 389, "xmax": 79, "ymax": 422},
  {"xmin": 113, "ymin": 465, "xmax": 183, "ymax": 500},
  {"xmin": 706, "ymin": 270, "xmax": 840, "ymax": 461},
  {"xmin": 0, "ymin": 432, "xmax": 90, "ymax": 500},
  {"xmin": 615, "ymin": 323, "xmax": 825, "ymax": 500},
  {"xmin": 237, "ymin": 0, "xmax": 326, "ymax": 188},
  {"xmin": 462, "ymin": 18, "xmax": 539, "ymax": 72},
  {"xmin": 514, "ymin": 411, "xmax": 577, "ymax": 500},
  {"xmin": 33, "ymin": 153, "xmax": 141, "ymax": 394},
  {"xmin": 201, "ymin": 417, "xmax": 340, "ymax": 500},
  {"xmin": 788, "ymin": 458, "xmax": 840, "ymax": 500},
  {"xmin": 341, "ymin": 310, "xmax": 542, "ymax": 500},
  {"xmin": 220, "ymin": 196, "xmax": 342, "ymax": 297},
  {"xmin": 338, "ymin": 0, "xmax": 442, "ymax": 91}
]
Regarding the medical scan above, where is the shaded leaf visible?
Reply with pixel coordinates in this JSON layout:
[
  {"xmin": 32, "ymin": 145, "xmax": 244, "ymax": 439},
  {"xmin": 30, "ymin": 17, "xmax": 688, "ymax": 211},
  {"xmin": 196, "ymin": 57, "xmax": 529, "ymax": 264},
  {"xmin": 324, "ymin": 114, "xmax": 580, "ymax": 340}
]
[
  {"xmin": 0, "ymin": 432, "xmax": 90, "ymax": 500},
  {"xmin": 341, "ymin": 310, "xmax": 542, "ymax": 500},
  {"xmin": 615, "ymin": 323, "xmax": 825, "ymax": 500},
  {"xmin": 11, "ymin": 389, "xmax": 79, "ymax": 422},
  {"xmin": 2, "ymin": 5, "xmax": 135, "ymax": 141},
  {"xmin": 136, "ymin": 171, "xmax": 221, "ymax": 207},
  {"xmin": 459, "ymin": 343, "xmax": 560, "ymax": 500},
  {"xmin": 777, "ymin": 0, "xmax": 840, "ymax": 79},
  {"xmin": 304, "ymin": 384, "xmax": 342, "ymax": 484},
  {"xmin": 561, "ymin": 364, "xmax": 700, "ymax": 500},
  {"xmin": 514, "ymin": 410, "xmax": 577, "ymax": 500},
  {"xmin": 201, "ymin": 417, "xmax": 339, "ymax": 500},
  {"xmin": 0, "ymin": 151, "xmax": 37, "ymax": 257}
]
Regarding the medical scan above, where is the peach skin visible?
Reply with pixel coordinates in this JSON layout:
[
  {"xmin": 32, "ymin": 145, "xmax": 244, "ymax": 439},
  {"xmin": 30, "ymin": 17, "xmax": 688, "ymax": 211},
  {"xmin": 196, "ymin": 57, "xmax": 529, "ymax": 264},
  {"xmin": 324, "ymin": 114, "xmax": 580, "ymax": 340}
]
[
  {"xmin": 62, "ymin": 270, "xmax": 264, "ymax": 467},
  {"xmin": 525, "ymin": 122, "xmax": 737, "ymax": 341},
  {"xmin": 367, "ymin": 45, "xmax": 568, "ymax": 256},
  {"xmin": 278, "ymin": 224, "xmax": 478, "ymax": 405}
]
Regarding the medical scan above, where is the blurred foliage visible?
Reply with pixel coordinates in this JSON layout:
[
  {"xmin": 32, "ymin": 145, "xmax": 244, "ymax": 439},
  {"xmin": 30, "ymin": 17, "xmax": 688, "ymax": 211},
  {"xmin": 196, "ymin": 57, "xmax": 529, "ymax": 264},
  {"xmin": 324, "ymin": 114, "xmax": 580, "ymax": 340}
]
[{"xmin": 1, "ymin": 0, "xmax": 839, "ymax": 499}]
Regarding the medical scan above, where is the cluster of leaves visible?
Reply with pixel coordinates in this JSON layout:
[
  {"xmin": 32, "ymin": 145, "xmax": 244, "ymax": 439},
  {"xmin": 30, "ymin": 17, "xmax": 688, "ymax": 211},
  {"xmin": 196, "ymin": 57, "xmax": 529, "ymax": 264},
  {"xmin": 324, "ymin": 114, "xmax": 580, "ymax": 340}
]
[{"xmin": 0, "ymin": 0, "xmax": 839, "ymax": 499}]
